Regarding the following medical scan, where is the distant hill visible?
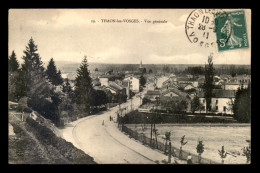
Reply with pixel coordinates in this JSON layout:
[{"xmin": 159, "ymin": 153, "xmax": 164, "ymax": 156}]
[{"xmin": 52, "ymin": 61, "xmax": 250, "ymax": 80}]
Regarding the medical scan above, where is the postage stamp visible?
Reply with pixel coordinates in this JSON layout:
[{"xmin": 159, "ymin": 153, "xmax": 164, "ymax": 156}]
[
  {"xmin": 185, "ymin": 9, "xmax": 231, "ymax": 48},
  {"xmin": 215, "ymin": 10, "xmax": 249, "ymax": 51}
]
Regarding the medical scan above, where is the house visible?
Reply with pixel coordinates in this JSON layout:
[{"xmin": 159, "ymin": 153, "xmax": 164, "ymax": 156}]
[
  {"xmin": 197, "ymin": 89, "xmax": 235, "ymax": 114},
  {"xmin": 99, "ymin": 74, "xmax": 125, "ymax": 87},
  {"xmin": 177, "ymin": 77, "xmax": 198, "ymax": 87},
  {"xmin": 144, "ymin": 90, "xmax": 160, "ymax": 101},
  {"xmin": 222, "ymin": 75, "xmax": 251, "ymax": 90},
  {"xmin": 105, "ymin": 81, "xmax": 127, "ymax": 103},
  {"xmin": 184, "ymin": 84, "xmax": 196, "ymax": 91},
  {"xmin": 160, "ymin": 88, "xmax": 191, "ymax": 112},
  {"xmin": 92, "ymin": 78, "xmax": 101, "ymax": 87},
  {"xmin": 124, "ymin": 75, "xmax": 140, "ymax": 93}
]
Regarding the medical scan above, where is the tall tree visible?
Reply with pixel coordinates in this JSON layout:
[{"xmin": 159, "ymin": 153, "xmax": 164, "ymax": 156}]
[
  {"xmin": 203, "ymin": 54, "xmax": 214, "ymax": 113},
  {"xmin": 74, "ymin": 56, "xmax": 93, "ymax": 114},
  {"xmin": 20, "ymin": 38, "xmax": 61, "ymax": 125},
  {"xmin": 233, "ymin": 83, "xmax": 251, "ymax": 122},
  {"xmin": 46, "ymin": 58, "xmax": 63, "ymax": 86},
  {"xmin": 8, "ymin": 51, "xmax": 22, "ymax": 101},
  {"xmin": 9, "ymin": 51, "xmax": 19, "ymax": 72}
]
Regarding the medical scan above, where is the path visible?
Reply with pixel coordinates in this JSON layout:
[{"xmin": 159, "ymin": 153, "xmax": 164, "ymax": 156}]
[{"xmin": 61, "ymin": 79, "xmax": 176, "ymax": 164}]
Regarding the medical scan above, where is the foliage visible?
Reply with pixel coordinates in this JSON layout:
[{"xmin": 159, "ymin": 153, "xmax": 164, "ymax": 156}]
[
  {"xmin": 184, "ymin": 66, "xmax": 204, "ymax": 77},
  {"xmin": 25, "ymin": 117, "xmax": 96, "ymax": 164},
  {"xmin": 196, "ymin": 139, "xmax": 204, "ymax": 164},
  {"xmin": 242, "ymin": 140, "xmax": 251, "ymax": 163},
  {"xmin": 18, "ymin": 38, "xmax": 62, "ymax": 125},
  {"xmin": 191, "ymin": 96, "xmax": 203, "ymax": 113},
  {"xmin": 9, "ymin": 51, "xmax": 19, "ymax": 72},
  {"xmin": 163, "ymin": 99, "xmax": 188, "ymax": 113},
  {"xmin": 165, "ymin": 131, "xmax": 171, "ymax": 141},
  {"xmin": 142, "ymin": 97, "xmax": 151, "ymax": 105},
  {"xmin": 74, "ymin": 56, "xmax": 93, "ymax": 114},
  {"xmin": 89, "ymin": 89, "xmax": 108, "ymax": 107},
  {"xmin": 149, "ymin": 69, "xmax": 153, "ymax": 73},
  {"xmin": 140, "ymin": 75, "xmax": 146, "ymax": 87},
  {"xmin": 218, "ymin": 145, "xmax": 227, "ymax": 164},
  {"xmin": 46, "ymin": 58, "xmax": 63, "ymax": 86},
  {"xmin": 17, "ymin": 96, "xmax": 32, "ymax": 113},
  {"xmin": 179, "ymin": 135, "xmax": 188, "ymax": 159},
  {"xmin": 233, "ymin": 84, "xmax": 251, "ymax": 123},
  {"xmin": 203, "ymin": 54, "xmax": 215, "ymax": 113}
]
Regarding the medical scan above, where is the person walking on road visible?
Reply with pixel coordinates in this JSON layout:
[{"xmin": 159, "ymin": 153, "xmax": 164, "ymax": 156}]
[{"xmin": 187, "ymin": 153, "xmax": 192, "ymax": 164}]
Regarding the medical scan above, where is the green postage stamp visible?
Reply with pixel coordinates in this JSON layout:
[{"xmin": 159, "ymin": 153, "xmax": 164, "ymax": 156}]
[{"xmin": 215, "ymin": 10, "xmax": 249, "ymax": 51}]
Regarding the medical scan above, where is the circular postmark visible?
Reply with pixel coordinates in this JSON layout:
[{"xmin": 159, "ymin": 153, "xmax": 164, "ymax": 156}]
[{"xmin": 185, "ymin": 9, "xmax": 231, "ymax": 48}]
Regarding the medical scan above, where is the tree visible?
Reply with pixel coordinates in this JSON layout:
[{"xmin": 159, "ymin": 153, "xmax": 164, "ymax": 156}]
[
  {"xmin": 196, "ymin": 139, "xmax": 204, "ymax": 164},
  {"xmin": 140, "ymin": 75, "xmax": 146, "ymax": 87},
  {"xmin": 242, "ymin": 140, "xmax": 251, "ymax": 163},
  {"xmin": 179, "ymin": 135, "xmax": 188, "ymax": 159},
  {"xmin": 164, "ymin": 131, "xmax": 171, "ymax": 154},
  {"xmin": 233, "ymin": 83, "xmax": 251, "ymax": 122},
  {"xmin": 142, "ymin": 97, "xmax": 151, "ymax": 105},
  {"xmin": 95, "ymin": 68, "xmax": 98, "ymax": 72},
  {"xmin": 20, "ymin": 38, "xmax": 60, "ymax": 125},
  {"xmin": 218, "ymin": 146, "xmax": 227, "ymax": 164},
  {"xmin": 9, "ymin": 51, "xmax": 19, "ymax": 72},
  {"xmin": 74, "ymin": 56, "xmax": 93, "ymax": 114},
  {"xmin": 191, "ymin": 96, "xmax": 203, "ymax": 114},
  {"xmin": 203, "ymin": 54, "xmax": 214, "ymax": 113},
  {"xmin": 149, "ymin": 69, "xmax": 153, "ymax": 74},
  {"xmin": 8, "ymin": 51, "xmax": 24, "ymax": 101},
  {"xmin": 46, "ymin": 58, "xmax": 63, "ymax": 86}
]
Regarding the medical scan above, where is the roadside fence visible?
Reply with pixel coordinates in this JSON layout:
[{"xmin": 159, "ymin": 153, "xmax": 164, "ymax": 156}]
[{"xmin": 122, "ymin": 125, "xmax": 219, "ymax": 164}]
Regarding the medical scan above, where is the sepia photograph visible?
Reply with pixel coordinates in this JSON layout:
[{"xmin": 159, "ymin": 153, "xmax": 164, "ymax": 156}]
[{"xmin": 8, "ymin": 9, "xmax": 251, "ymax": 164}]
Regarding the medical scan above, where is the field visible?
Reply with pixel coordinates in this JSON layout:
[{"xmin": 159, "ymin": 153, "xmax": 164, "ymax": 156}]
[{"xmin": 125, "ymin": 124, "xmax": 250, "ymax": 164}]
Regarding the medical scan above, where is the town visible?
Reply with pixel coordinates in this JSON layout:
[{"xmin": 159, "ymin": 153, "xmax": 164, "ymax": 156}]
[{"xmin": 8, "ymin": 9, "xmax": 251, "ymax": 165}]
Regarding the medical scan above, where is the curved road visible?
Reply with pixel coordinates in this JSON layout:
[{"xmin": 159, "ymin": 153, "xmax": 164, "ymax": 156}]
[{"xmin": 61, "ymin": 82, "xmax": 172, "ymax": 164}]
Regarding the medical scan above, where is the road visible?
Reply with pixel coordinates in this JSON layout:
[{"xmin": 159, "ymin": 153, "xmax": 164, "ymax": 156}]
[{"xmin": 61, "ymin": 81, "xmax": 172, "ymax": 164}]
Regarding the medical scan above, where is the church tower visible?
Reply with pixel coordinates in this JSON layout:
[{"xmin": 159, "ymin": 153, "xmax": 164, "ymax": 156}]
[{"xmin": 138, "ymin": 59, "xmax": 145, "ymax": 73}]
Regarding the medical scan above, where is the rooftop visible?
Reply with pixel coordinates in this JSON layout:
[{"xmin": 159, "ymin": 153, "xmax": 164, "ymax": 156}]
[{"xmin": 198, "ymin": 89, "xmax": 235, "ymax": 98}]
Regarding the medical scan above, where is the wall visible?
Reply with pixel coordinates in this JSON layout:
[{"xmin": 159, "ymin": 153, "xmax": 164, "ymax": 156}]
[
  {"xmin": 125, "ymin": 76, "xmax": 140, "ymax": 92},
  {"xmin": 100, "ymin": 78, "xmax": 109, "ymax": 86}
]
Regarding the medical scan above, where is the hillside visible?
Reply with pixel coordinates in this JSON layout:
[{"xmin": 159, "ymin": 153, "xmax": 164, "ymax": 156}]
[
  {"xmin": 8, "ymin": 110, "xmax": 97, "ymax": 164},
  {"xmin": 52, "ymin": 61, "xmax": 251, "ymax": 80}
]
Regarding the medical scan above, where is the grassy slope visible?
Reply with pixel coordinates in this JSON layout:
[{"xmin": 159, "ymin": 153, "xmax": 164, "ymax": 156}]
[{"xmin": 9, "ymin": 112, "xmax": 96, "ymax": 164}]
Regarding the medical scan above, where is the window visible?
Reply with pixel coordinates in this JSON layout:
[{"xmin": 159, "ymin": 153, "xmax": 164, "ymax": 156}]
[
  {"xmin": 170, "ymin": 93, "xmax": 173, "ymax": 97},
  {"xmin": 223, "ymin": 106, "xmax": 226, "ymax": 112},
  {"xmin": 203, "ymin": 99, "xmax": 205, "ymax": 103},
  {"xmin": 216, "ymin": 106, "xmax": 218, "ymax": 111},
  {"xmin": 216, "ymin": 100, "xmax": 218, "ymax": 104}
]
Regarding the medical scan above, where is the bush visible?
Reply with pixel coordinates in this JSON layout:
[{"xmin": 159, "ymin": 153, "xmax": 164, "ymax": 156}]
[
  {"xmin": 121, "ymin": 110, "xmax": 236, "ymax": 124},
  {"xmin": 25, "ymin": 117, "xmax": 96, "ymax": 164},
  {"xmin": 17, "ymin": 97, "xmax": 32, "ymax": 113}
]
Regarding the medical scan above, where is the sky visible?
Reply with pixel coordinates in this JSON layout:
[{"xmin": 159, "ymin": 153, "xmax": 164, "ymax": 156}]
[{"xmin": 8, "ymin": 9, "xmax": 251, "ymax": 65}]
